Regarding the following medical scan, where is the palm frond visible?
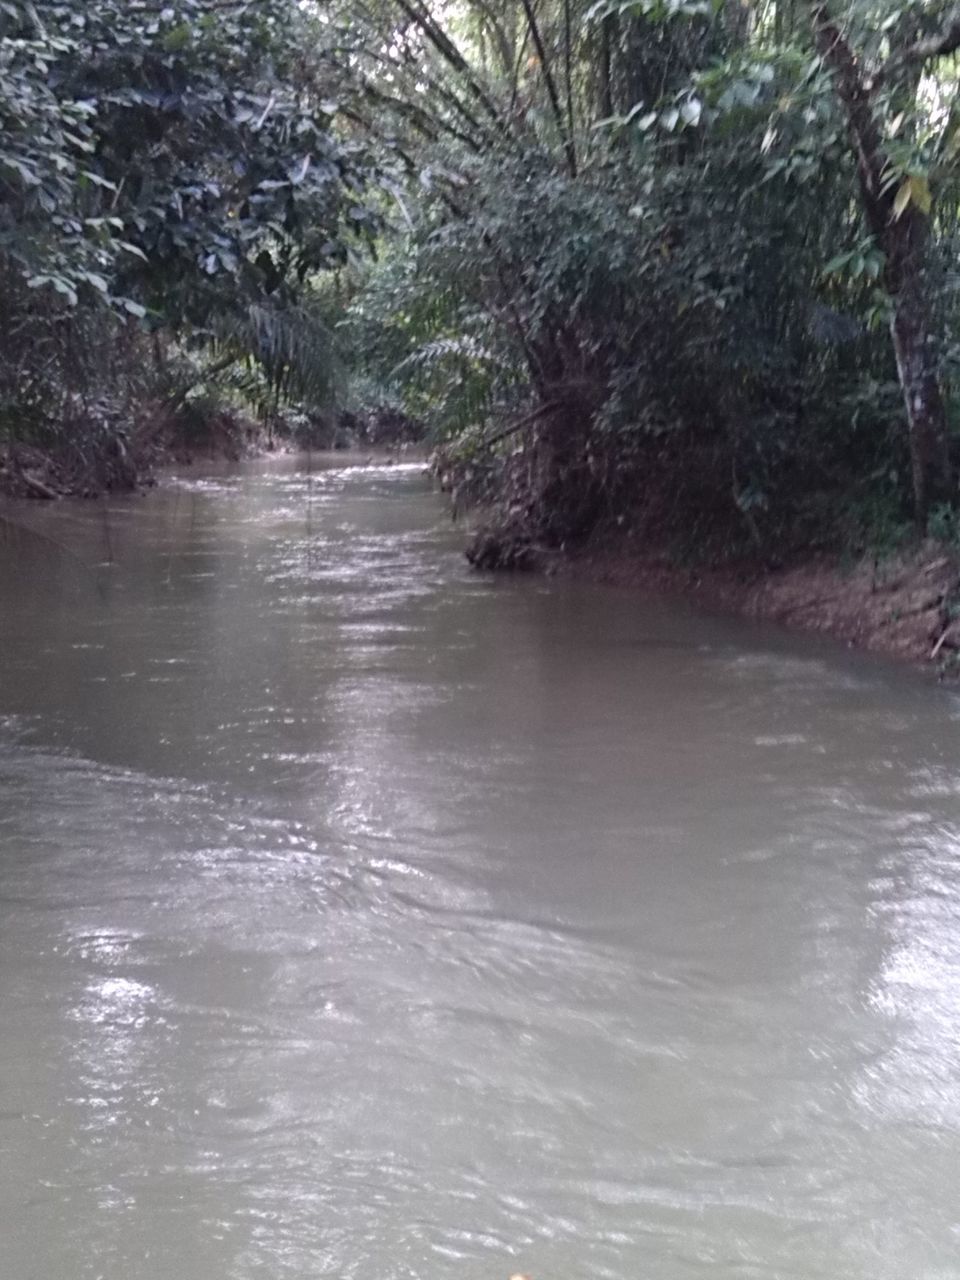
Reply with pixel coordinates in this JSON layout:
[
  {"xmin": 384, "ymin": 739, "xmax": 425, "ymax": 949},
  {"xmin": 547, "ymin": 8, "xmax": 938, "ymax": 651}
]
[
  {"xmin": 390, "ymin": 335, "xmax": 500, "ymax": 380},
  {"xmin": 215, "ymin": 304, "xmax": 345, "ymax": 412}
]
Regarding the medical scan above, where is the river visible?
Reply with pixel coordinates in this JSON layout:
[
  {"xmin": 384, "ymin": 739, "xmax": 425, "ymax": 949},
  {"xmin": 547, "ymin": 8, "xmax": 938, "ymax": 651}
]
[{"xmin": 1, "ymin": 454, "xmax": 959, "ymax": 1280}]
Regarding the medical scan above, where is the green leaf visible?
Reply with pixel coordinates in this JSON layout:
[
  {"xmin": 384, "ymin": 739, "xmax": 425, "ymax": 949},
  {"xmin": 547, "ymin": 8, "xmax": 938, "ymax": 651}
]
[
  {"xmin": 892, "ymin": 179, "xmax": 912, "ymax": 219},
  {"xmin": 81, "ymin": 271, "xmax": 109, "ymax": 293},
  {"xmin": 942, "ymin": 126, "xmax": 960, "ymax": 166},
  {"xmin": 79, "ymin": 170, "xmax": 117, "ymax": 190},
  {"xmin": 161, "ymin": 22, "xmax": 192, "ymax": 52},
  {"xmin": 821, "ymin": 251, "xmax": 852, "ymax": 276},
  {"xmin": 31, "ymin": 275, "xmax": 80, "ymax": 306},
  {"xmin": 909, "ymin": 173, "xmax": 932, "ymax": 215},
  {"xmin": 1, "ymin": 155, "xmax": 41, "ymax": 186}
]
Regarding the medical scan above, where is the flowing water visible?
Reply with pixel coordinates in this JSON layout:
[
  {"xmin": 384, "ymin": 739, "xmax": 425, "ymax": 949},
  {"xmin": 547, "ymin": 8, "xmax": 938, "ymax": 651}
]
[{"xmin": 2, "ymin": 455, "xmax": 960, "ymax": 1280}]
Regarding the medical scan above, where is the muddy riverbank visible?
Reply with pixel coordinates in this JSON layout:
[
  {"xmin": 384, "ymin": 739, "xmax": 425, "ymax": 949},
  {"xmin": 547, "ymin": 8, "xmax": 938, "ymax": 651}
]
[
  {"xmin": 5, "ymin": 439, "xmax": 957, "ymax": 674},
  {"xmin": 557, "ymin": 541, "xmax": 960, "ymax": 674},
  {"xmin": 0, "ymin": 403, "xmax": 423, "ymax": 502},
  {"xmin": 445, "ymin": 455, "xmax": 960, "ymax": 675}
]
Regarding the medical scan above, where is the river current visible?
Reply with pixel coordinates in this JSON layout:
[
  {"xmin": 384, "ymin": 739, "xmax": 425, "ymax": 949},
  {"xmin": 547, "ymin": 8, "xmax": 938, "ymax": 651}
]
[{"xmin": 1, "ymin": 455, "xmax": 959, "ymax": 1280}]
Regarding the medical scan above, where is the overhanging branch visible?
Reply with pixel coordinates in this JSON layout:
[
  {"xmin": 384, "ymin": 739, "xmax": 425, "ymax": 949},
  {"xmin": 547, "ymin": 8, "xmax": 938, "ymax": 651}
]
[{"xmin": 877, "ymin": 6, "xmax": 960, "ymax": 86}]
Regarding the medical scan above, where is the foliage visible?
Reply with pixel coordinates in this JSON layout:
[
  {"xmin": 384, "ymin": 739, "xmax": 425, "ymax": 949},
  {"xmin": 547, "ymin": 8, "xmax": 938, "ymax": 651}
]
[
  {"xmin": 0, "ymin": 0, "xmax": 382, "ymax": 474},
  {"xmin": 317, "ymin": 0, "xmax": 960, "ymax": 549},
  {"xmin": 6, "ymin": 0, "xmax": 960, "ymax": 545}
]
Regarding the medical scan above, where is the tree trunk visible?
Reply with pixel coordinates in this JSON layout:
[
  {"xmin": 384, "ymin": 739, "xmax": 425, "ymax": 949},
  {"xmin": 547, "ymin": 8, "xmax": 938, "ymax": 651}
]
[
  {"xmin": 810, "ymin": 4, "xmax": 955, "ymax": 529},
  {"xmin": 883, "ymin": 203, "xmax": 953, "ymax": 527},
  {"xmin": 599, "ymin": 15, "xmax": 615, "ymax": 117},
  {"xmin": 889, "ymin": 276, "xmax": 953, "ymax": 526}
]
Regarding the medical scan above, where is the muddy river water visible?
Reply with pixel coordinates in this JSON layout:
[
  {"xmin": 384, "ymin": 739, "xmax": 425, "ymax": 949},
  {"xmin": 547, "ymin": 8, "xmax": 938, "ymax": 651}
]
[{"xmin": 1, "ymin": 455, "xmax": 959, "ymax": 1280}]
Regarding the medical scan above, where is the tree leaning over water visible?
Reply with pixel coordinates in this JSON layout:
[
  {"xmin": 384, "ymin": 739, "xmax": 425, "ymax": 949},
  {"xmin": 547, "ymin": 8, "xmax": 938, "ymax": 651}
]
[{"xmin": 319, "ymin": 0, "xmax": 960, "ymax": 549}]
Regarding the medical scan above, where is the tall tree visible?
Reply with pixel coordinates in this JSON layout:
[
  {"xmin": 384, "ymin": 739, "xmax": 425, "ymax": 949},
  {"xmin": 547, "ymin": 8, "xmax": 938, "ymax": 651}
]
[{"xmin": 811, "ymin": 0, "xmax": 960, "ymax": 525}]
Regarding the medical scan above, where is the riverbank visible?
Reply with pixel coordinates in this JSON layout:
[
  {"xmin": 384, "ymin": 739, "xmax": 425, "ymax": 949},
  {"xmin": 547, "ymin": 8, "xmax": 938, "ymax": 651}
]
[
  {"xmin": 449, "ymin": 451, "xmax": 960, "ymax": 674},
  {"xmin": 0, "ymin": 404, "xmax": 425, "ymax": 502},
  {"xmin": 557, "ymin": 541, "xmax": 960, "ymax": 674},
  {"xmin": 0, "ymin": 413, "xmax": 261, "ymax": 502},
  {"xmin": 6, "ymin": 438, "xmax": 957, "ymax": 675}
]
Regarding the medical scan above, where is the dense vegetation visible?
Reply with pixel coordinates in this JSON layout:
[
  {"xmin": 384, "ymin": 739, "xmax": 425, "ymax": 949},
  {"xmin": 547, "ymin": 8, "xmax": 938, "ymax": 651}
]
[
  {"xmin": 0, "ymin": 0, "xmax": 385, "ymax": 490},
  {"xmin": 5, "ymin": 0, "xmax": 960, "ymax": 558}
]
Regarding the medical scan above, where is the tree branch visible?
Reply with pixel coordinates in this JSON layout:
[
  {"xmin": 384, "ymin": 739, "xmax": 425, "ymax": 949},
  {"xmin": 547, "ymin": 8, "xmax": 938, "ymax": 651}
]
[
  {"xmin": 480, "ymin": 398, "xmax": 561, "ymax": 449},
  {"xmin": 390, "ymin": 0, "xmax": 507, "ymax": 131},
  {"xmin": 563, "ymin": 0, "xmax": 576, "ymax": 167},
  {"xmin": 877, "ymin": 6, "xmax": 960, "ymax": 86},
  {"xmin": 811, "ymin": 4, "xmax": 888, "ymax": 238},
  {"xmin": 518, "ymin": 0, "xmax": 577, "ymax": 175},
  {"xmin": 164, "ymin": 352, "xmax": 238, "ymax": 413}
]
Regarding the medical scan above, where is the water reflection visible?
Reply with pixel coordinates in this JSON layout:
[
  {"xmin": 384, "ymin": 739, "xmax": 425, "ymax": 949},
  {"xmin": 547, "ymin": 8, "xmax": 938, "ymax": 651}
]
[
  {"xmin": 861, "ymin": 812, "xmax": 960, "ymax": 1130},
  {"xmin": 2, "ymin": 456, "xmax": 960, "ymax": 1279}
]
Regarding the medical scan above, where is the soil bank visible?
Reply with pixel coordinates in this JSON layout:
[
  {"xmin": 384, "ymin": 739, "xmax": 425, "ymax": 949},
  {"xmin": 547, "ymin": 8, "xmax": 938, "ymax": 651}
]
[{"xmin": 556, "ymin": 543, "xmax": 960, "ymax": 674}]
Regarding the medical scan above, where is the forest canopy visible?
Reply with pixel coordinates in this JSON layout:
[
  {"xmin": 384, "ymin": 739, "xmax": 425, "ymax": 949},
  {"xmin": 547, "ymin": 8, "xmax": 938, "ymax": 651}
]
[{"xmin": 4, "ymin": 0, "xmax": 960, "ymax": 552}]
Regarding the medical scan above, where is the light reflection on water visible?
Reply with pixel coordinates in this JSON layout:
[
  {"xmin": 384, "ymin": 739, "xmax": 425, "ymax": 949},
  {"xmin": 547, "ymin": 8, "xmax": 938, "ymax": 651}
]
[{"xmin": 1, "ymin": 455, "xmax": 960, "ymax": 1279}]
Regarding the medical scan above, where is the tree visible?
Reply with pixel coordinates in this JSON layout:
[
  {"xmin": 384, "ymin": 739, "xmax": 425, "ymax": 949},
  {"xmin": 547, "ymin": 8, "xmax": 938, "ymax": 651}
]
[
  {"xmin": 325, "ymin": 0, "xmax": 960, "ymax": 545},
  {"xmin": 0, "ymin": 0, "xmax": 383, "ymax": 453},
  {"xmin": 810, "ymin": 0, "xmax": 960, "ymax": 526}
]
